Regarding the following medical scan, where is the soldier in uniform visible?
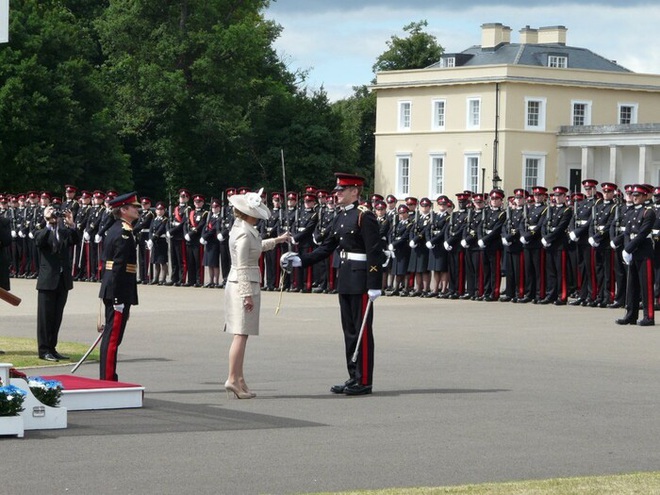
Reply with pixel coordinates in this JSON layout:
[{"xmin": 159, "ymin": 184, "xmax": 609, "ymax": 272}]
[
  {"xmin": 373, "ymin": 200, "xmax": 391, "ymax": 292},
  {"xmin": 62, "ymin": 185, "xmax": 80, "ymax": 219},
  {"xmin": 408, "ymin": 197, "xmax": 432, "ymax": 296},
  {"xmin": 148, "ymin": 201, "xmax": 169, "ymax": 285},
  {"xmin": 609, "ymin": 186, "xmax": 633, "ymax": 308},
  {"xmin": 589, "ymin": 182, "xmax": 618, "ymax": 307},
  {"xmin": 280, "ymin": 191, "xmax": 299, "ymax": 291},
  {"xmin": 281, "ymin": 173, "xmax": 383, "ymax": 395},
  {"xmin": 22, "ymin": 191, "xmax": 40, "ymax": 277},
  {"xmin": 12, "ymin": 194, "xmax": 27, "ymax": 277},
  {"xmin": 539, "ymin": 186, "xmax": 573, "ymax": 305},
  {"xmin": 426, "ymin": 195, "xmax": 451, "ymax": 298},
  {"xmin": 386, "ymin": 204, "xmax": 413, "ymax": 296},
  {"xmin": 83, "ymin": 191, "xmax": 105, "ymax": 281},
  {"xmin": 478, "ymin": 189, "xmax": 506, "ymax": 301},
  {"xmin": 262, "ymin": 192, "xmax": 283, "ymax": 291},
  {"xmin": 312, "ymin": 190, "xmax": 335, "ymax": 293},
  {"xmin": 501, "ymin": 189, "xmax": 527, "ymax": 302},
  {"xmin": 519, "ymin": 186, "xmax": 548, "ymax": 303},
  {"xmin": 292, "ymin": 192, "xmax": 319, "ymax": 293},
  {"xmin": 444, "ymin": 192, "xmax": 470, "ymax": 299},
  {"xmin": 616, "ymin": 184, "xmax": 655, "ymax": 326},
  {"xmin": 569, "ymin": 179, "xmax": 599, "ymax": 306},
  {"xmin": 167, "ymin": 188, "xmax": 191, "ymax": 286},
  {"xmin": 652, "ymin": 187, "xmax": 660, "ymax": 309},
  {"xmin": 201, "ymin": 199, "xmax": 222, "ymax": 287},
  {"xmin": 217, "ymin": 188, "xmax": 236, "ymax": 288},
  {"xmin": 461, "ymin": 193, "xmax": 485, "ymax": 300},
  {"xmin": 99, "ymin": 192, "xmax": 140, "ymax": 380},
  {"xmin": 134, "ymin": 197, "xmax": 154, "ymax": 284},
  {"xmin": 184, "ymin": 194, "xmax": 207, "ymax": 287},
  {"xmin": 73, "ymin": 190, "xmax": 92, "ymax": 280}
]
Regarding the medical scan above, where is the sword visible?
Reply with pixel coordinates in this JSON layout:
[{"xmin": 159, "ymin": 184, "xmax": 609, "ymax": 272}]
[
  {"xmin": 71, "ymin": 300, "xmax": 105, "ymax": 373},
  {"xmin": 351, "ymin": 298, "xmax": 373, "ymax": 363},
  {"xmin": 276, "ymin": 148, "xmax": 291, "ymax": 315}
]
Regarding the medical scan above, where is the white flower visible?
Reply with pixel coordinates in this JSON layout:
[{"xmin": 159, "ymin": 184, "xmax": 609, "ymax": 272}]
[{"xmin": 245, "ymin": 188, "xmax": 264, "ymax": 209}]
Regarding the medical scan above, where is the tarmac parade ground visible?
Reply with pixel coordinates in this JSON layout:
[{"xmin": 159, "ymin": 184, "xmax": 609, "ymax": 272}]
[{"xmin": 2, "ymin": 277, "xmax": 659, "ymax": 494}]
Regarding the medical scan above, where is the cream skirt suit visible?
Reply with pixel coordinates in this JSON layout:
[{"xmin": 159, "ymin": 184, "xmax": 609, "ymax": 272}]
[{"xmin": 224, "ymin": 218, "xmax": 278, "ymax": 335}]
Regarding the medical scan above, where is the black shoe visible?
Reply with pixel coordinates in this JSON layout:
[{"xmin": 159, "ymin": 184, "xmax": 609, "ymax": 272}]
[
  {"xmin": 554, "ymin": 300, "xmax": 567, "ymax": 306},
  {"xmin": 164, "ymin": 281, "xmax": 174, "ymax": 286},
  {"xmin": 330, "ymin": 379, "xmax": 357, "ymax": 394},
  {"xmin": 638, "ymin": 318, "xmax": 655, "ymax": 326},
  {"xmin": 399, "ymin": 290, "xmax": 409, "ymax": 297},
  {"xmin": 344, "ymin": 383, "xmax": 372, "ymax": 396},
  {"xmin": 483, "ymin": 296, "xmax": 495, "ymax": 302},
  {"xmin": 459, "ymin": 294, "xmax": 472, "ymax": 300},
  {"xmin": 312, "ymin": 287, "xmax": 324, "ymax": 293},
  {"xmin": 499, "ymin": 296, "xmax": 512, "ymax": 302},
  {"xmin": 518, "ymin": 296, "xmax": 532, "ymax": 304},
  {"xmin": 583, "ymin": 299, "xmax": 594, "ymax": 307},
  {"xmin": 538, "ymin": 298, "xmax": 552, "ymax": 305},
  {"xmin": 615, "ymin": 318, "xmax": 636, "ymax": 325},
  {"xmin": 410, "ymin": 291, "xmax": 422, "ymax": 297},
  {"xmin": 607, "ymin": 302, "xmax": 623, "ymax": 309},
  {"xmin": 448, "ymin": 293, "xmax": 459, "ymax": 299},
  {"xmin": 569, "ymin": 298, "xmax": 583, "ymax": 306},
  {"xmin": 39, "ymin": 353, "xmax": 59, "ymax": 362},
  {"xmin": 52, "ymin": 351, "xmax": 70, "ymax": 360}
]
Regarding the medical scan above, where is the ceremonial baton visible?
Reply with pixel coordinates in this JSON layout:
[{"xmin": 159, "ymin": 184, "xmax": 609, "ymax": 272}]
[
  {"xmin": 351, "ymin": 298, "xmax": 373, "ymax": 363},
  {"xmin": 0, "ymin": 287, "xmax": 21, "ymax": 306}
]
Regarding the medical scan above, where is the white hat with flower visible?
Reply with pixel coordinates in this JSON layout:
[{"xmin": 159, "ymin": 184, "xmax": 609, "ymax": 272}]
[{"xmin": 228, "ymin": 188, "xmax": 270, "ymax": 221}]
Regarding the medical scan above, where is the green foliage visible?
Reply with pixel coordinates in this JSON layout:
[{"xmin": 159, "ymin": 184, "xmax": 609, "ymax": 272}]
[{"xmin": 372, "ymin": 20, "xmax": 444, "ymax": 73}]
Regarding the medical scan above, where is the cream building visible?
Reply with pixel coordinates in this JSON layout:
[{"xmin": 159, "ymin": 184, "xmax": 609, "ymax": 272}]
[{"xmin": 373, "ymin": 23, "xmax": 660, "ymax": 199}]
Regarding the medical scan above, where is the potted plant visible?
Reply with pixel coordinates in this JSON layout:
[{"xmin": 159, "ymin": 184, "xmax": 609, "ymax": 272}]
[{"xmin": 0, "ymin": 378, "xmax": 26, "ymax": 437}]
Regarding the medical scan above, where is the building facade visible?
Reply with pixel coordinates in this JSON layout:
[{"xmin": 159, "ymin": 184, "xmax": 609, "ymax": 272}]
[{"xmin": 373, "ymin": 23, "xmax": 660, "ymax": 197}]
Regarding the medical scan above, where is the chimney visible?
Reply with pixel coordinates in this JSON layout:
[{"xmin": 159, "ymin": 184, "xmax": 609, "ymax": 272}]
[
  {"xmin": 519, "ymin": 25, "xmax": 538, "ymax": 44},
  {"xmin": 481, "ymin": 23, "xmax": 512, "ymax": 50},
  {"xmin": 538, "ymin": 25, "xmax": 567, "ymax": 45}
]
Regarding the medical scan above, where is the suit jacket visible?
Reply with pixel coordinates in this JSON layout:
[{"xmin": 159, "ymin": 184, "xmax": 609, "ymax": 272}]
[{"xmin": 35, "ymin": 224, "xmax": 78, "ymax": 291}]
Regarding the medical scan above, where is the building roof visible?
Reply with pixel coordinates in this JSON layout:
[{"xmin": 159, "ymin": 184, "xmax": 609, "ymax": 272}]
[{"xmin": 428, "ymin": 43, "xmax": 631, "ymax": 73}]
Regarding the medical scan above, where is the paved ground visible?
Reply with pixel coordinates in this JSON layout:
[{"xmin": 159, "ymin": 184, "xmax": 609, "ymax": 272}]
[{"xmin": 1, "ymin": 277, "xmax": 659, "ymax": 494}]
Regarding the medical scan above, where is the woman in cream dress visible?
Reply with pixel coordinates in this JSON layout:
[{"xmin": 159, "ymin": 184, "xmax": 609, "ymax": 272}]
[{"xmin": 224, "ymin": 189, "xmax": 289, "ymax": 399}]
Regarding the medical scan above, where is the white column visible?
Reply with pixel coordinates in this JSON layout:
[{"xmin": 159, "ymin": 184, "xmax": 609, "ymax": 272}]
[
  {"xmin": 580, "ymin": 146, "xmax": 593, "ymax": 179},
  {"xmin": 639, "ymin": 145, "xmax": 648, "ymax": 183},
  {"xmin": 609, "ymin": 145, "xmax": 618, "ymax": 183}
]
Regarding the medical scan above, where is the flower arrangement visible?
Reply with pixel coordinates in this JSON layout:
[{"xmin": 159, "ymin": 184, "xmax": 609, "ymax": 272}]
[
  {"xmin": 28, "ymin": 377, "xmax": 63, "ymax": 408},
  {"xmin": 0, "ymin": 378, "xmax": 27, "ymax": 417}
]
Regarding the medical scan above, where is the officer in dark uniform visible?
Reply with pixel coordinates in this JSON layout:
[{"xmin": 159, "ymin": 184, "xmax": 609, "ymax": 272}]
[
  {"xmin": 134, "ymin": 197, "xmax": 154, "ymax": 284},
  {"xmin": 167, "ymin": 188, "xmax": 191, "ymax": 286},
  {"xmin": 373, "ymin": 200, "xmax": 391, "ymax": 292},
  {"xmin": 652, "ymin": 187, "xmax": 660, "ymax": 309},
  {"xmin": 22, "ymin": 191, "xmax": 39, "ymax": 277},
  {"xmin": 281, "ymin": 173, "xmax": 383, "ymax": 396},
  {"xmin": 292, "ymin": 191, "xmax": 319, "ymax": 292},
  {"xmin": 609, "ymin": 186, "xmax": 634, "ymax": 308},
  {"xmin": 501, "ymin": 189, "xmax": 527, "ymax": 302},
  {"xmin": 99, "ymin": 192, "xmax": 140, "ymax": 381},
  {"xmin": 478, "ymin": 189, "xmax": 506, "ymax": 301},
  {"xmin": 73, "ymin": 191, "xmax": 92, "ymax": 280},
  {"xmin": 83, "ymin": 191, "xmax": 105, "ymax": 281},
  {"xmin": 519, "ymin": 186, "xmax": 548, "ymax": 303},
  {"xmin": 461, "ymin": 193, "xmax": 485, "ymax": 300},
  {"xmin": 281, "ymin": 191, "xmax": 299, "ymax": 291},
  {"xmin": 616, "ymin": 184, "xmax": 655, "ymax": 326},
  {"xmin": 312, "ymin": 190, "xmax": 335, "ymax": 293},
  {"xmin": 148, "ymin": 201, "xmax": 169, "ymax": 285},
  {"xmin": 386, "ymin": 204, "xmax": 413, "ymax": 296},
  {"xmin": 426, "ymin": 196, "xmax": 451, "ymax": 298},
  {"xmin": 62, "ymin": 185, "xmax": 80, "ymax": 219},
  {"xmin": 408, "ymin": 197, "xmax": 432, "ymax": 297},
  {"xmin": 569, "ymin": 179, "xmax": 599, "ymax": 305},
  {"xmin": 443, "ymin": 192, "xmax": 470, "ymax": 299},
  {"xmin": 11, "ymin": 194, "xmax": 26, "ymax": 277},
  {"xmin": 184, "ymin": 194, "xmax": 207, "ymax": 287},
  {"xmin": 539, "ymin": 186, "xmax": 573, "ymax": 305},
  {"xmin": 589, "ymin": 182, "xmax": 618, "ymax": 307},
  {"xmin": 262, "ymin": 192, "xmax": 283, "ymax": 291},
  {"xmin": 200, "ymin": 198, "xmax": 222, "ymax": 287}
]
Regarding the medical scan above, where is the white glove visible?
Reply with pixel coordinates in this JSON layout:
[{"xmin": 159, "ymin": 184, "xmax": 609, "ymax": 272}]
[
  {"xmin": 443, "ymin": 241, "xmax": 451, "ymax": 251},
  {"xmin": 199, "ymin": 237, "xmax": 206, "ymax": 245},
  {"xmin": 95, "ymin": 234, "xmax": 102, "ymax": 243},
  {"xmin": 425, "ymin": 241, "xmax": 433, "ymax": 249},
  {"xmin": 113, "ymin": 303, "xmax": 125, "ymax": 313},
  {"xmin": 541, "ymin": 237, "xmax": 550, "ymax": 248},
  {"xmin": 588, "ymin": 236, "xmax": 599, "ymax": 248},
  {"xmin": 184, "ymin": 233, "xmax": 191, "ymax": 242},
  {"xmin": 387, "ymin": 243, "xmax": 394, "ymax": 251},
  {"xmin": 217, "ymin": 233, "xmax": 224, "ymax": 242},
  {"xmin": 520, "ymin": 236, "xmax": 528, "ymax": 245},
  {"xmin": 610, "ymin": 240, "xmax": 617, "ymax": 249},
  {"xmin": 622, "ymin": 250, "xmax": 632, "ymax": 265},
  {"xmin": 477, "ymin": 239, "xmax": 485, "ymax": 249},
  {"xmin": 290, "ymin": 237, "xmax": 298, "ymax": 245},
  {"xmin": 11, "ymin": 230, "xmax": 16, "ymax": 238},
  {"xmin": 460, "ymin": 239, "xmax": 468, "ymax": 249},
  {"xmin": 166, "ymin": 231, "xmax": 172, "ymax": 240},
  {"xmin": 501, "ymin": 237, "xmax": 510, "ymax": 247},
  {"xmin": 383, "ymin": 250, "xmax": 395, "ymax": 259},
  {"xmin": 171, "ymin": 221, "xmax": 180, "ymax": 227},
  {"xmin": 569, "ymin": 231, "xmax": 577, "ymax": 242},
  {"xmin": 409, "ymin": 240, "xmax": 416, "ymax": 248},
  {"xmin": 280, "ymin": 252, "xmax": 302, "ymax": 271},
  {"xmin": 28, "ymin": 232, "xmax": 34, "ymax": 239},
  {"xmin": 146, "ymin": 239, "xmax": 154, "ymax": 250},
  {"xmin": 368, "ymin": 289, "xmax": 381, "ymax": 301},
  {"xmin": 83, "ymin": 231, "xmax": 91, "ymax": 241},
  {"xmin": 19, "ymin": 230, "xmax": 25, "ymax": 238}
]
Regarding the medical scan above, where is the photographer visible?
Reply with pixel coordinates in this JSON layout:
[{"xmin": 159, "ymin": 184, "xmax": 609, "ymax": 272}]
[{"xmin": 34, "ymin": 206, "xmax": 78, "ymax": 361}]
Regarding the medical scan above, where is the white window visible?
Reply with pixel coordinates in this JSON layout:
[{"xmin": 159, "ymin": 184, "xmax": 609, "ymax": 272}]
[
  {"xmin": 440, "ymin": 57, "xmax": 455, "ymax": 68},
  {"xmin": 396, "ymin": 154, "xmax": 411, "ymax": 196},
  {"xmin": 431, "ymin": 99, "xmax": 446, "ymax": 130},
  {"xmin": 571, "ymin": 100, "xmax": 592, "ymax": 126},
  {"xmin": 464, "ymin": 154, "xmax": 480, "ymax": 192},
  {"xmin": 522, "ymin": 153, "xmax": 546, "ymax": 191},
  {"xmin": 429, "ymin": 154, "xmax": 445, "ymax": 197},
  {"xmin": 548, "ymin": 55, "xmax": 568, "ymax": 68},
  {"xmin": 467, "ymin": 98, "xmax": 481, "ymax": 129},
  {"xmin": 398, "ymin": 101, "xmax": 412, "ymax": 131},
  {"xmin": 525, "ymin": 97, "xmax": 546, "ymax": 131},
  {"xmin": 618, "ymin": 103, "xmax": 638, "ymax": 125}
]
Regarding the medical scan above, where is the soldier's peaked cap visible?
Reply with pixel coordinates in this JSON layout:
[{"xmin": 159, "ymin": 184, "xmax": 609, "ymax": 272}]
[
  {"xmin": 333, "ymin": 173, "xmax": 365, "ymax": 191},
  {"xmin": 109, "ymin": 192, "xmax": 141, "ymax": 208}
]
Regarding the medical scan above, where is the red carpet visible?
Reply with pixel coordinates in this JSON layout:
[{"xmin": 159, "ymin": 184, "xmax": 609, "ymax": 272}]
[{"xmin": 43, "ymin": 375, "xmax": 142, "ymax": 390}]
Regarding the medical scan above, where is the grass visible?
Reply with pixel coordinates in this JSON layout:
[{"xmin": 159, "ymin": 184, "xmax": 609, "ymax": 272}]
[
  {"xmin": 0, "ymin": 336, "xmax": 100, "ymax": 369},
  {"xmin": 308, "ymin": 472, "xmax": 660, "ymax": 494}
]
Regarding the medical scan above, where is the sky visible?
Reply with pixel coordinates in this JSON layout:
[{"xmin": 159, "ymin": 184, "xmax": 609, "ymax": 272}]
[{"xmin": 264, "ymin": 0, "xmax": 660, "ymax": 101}]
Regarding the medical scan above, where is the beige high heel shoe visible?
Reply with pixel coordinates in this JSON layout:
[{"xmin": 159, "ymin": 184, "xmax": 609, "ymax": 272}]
[
  {"xmin": 240, "ymin": 382, "xmax": 257, "ymax": 398},
  {"xmin": 224, "ymin": 380, "xmax": 253, "ymax": 399}
]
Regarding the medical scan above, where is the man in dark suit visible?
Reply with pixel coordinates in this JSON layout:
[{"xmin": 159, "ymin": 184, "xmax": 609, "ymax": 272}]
[
  {"xmin": 99, "ymin": 192, "xmax": 140, "ymax": 381},
  {"xmin": 34, "ymin": 206, "xmax": 79, "ymax": 361}
]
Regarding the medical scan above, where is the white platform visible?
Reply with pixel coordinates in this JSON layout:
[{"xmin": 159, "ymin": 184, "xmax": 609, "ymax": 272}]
[
  {"xmin": 11, "ymin": 378, "xmax": 67, "ymax": 430},
  {"xmin": 43, "ymin": 375, "xmax": 144, "ymax": 411}
]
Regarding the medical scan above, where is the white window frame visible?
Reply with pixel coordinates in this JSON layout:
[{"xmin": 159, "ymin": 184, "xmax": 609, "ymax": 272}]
[
  {"xmin": 431, "ymin": 99, "xmax": 446, "ymax": 131},
  {"xmin": 440, "ymin": 57, "xmax": 455, "ymax": 68},
  {"xmin": 464, "ymin": 153, "xmax": 481, "ymax": 192},
  {"xmin": 548, "ymin": 55, "xmax": 568, "ymax": 68},
  {"xmin": 618, "ymin": 102, "xmax": 638, "ymax": 125},
  {"xmin": 429, "ymin": 153, "xmax": 445, "ymax": 197},
  {"xmin": 398, "ymin": 101, "xmax": 412, "ymax": 132},
  {"xmin": 521, "ymin": 153, "xmax": 547, "ymax": 191},
  {"xmin": 396, "ymin": 153, "xmax": 412, "ymax": 197},
  {"xmin": 524, "ymin": 97, "xmax": 546, "ymax": 131},
  {"xmin": 571, "ymin": 100, "xmax": 592, "ymax": 126},
  {"xmin": 466, "ymin": 97, "xmax": 481, "ymax": 130}
]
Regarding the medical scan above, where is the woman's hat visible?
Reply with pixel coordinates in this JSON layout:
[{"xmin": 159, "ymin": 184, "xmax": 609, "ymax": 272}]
[{"xmin": 228, "ymin": 188, "xmax": 270, "ymax": 221}]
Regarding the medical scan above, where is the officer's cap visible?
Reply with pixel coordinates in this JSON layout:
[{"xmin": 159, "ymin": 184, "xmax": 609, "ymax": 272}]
[
  {"xmin": 419, "ymin": 197, "xmax": 432, "ymax": 207},
  {"xmin": 64, "ymin": 185, "xmax": 77, "ymax": 193},
  {"xmin": 601, "ymin": 182, "xmax": 617, "ymax": 192},
  {"xmin": 532, "ymin": 186, "xmax": 548, "ymax": 195},
  {"xmin": 333, "ymin": 173, "xmax": 365, "ymax": 191},
  {"xmin": 193, "ymin": 194, "xmax": 205, "ymax": 203},
  {"xmin": 581, "ymin": 179, "xmax": 598, "ymax": 188},
  {"xmin": 489, "ymin": 189, "xmax": 505, "ymax": 200},
  {"xmin": 386, "ymin": 194, "xmax": 397, "ymax": 204},
  {"xmin": 108, "ymin": 192, "xmax": 141, "ymax": 208}
]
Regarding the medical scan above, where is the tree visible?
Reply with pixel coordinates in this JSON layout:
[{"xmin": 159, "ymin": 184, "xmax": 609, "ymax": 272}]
[{"xmin": 372, "ymin": 20, "xmax": 444, "ymax": 73}]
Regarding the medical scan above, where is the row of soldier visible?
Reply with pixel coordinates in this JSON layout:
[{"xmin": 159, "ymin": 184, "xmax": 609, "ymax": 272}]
[{"xmin": 1, "ymin": 180, "xmax": 658, "ymax": 325}]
